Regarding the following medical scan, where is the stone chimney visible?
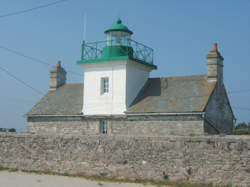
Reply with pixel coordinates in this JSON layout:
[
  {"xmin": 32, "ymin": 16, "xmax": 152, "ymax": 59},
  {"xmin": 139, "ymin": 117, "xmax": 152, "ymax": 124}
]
[
  {"xmin": 206, "ymin": 43, "xmax": 224, "ymax": 83},
  {"xmin": 50, "ymin": 61, "xmax": 66, "ymax": 90}
]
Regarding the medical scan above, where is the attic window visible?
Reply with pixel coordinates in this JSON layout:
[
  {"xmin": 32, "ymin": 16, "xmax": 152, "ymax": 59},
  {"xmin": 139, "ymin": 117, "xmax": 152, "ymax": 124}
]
[
  {"xmin": 100, "ymin": 120, "xmax": 108, "ymax": 134},
  {"xmin": 101, "ymin": 77, "xmax": 109, "ymax": 94}
]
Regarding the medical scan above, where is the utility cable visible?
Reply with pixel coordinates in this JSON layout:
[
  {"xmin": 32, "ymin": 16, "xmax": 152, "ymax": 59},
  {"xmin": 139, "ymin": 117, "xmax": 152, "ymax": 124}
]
[
  {"xmin": 1, "ymin": 64, "xmax": 250, "ymax": 113},
  {"xmin": 232, "ymin": 107, "xmax": 250, "ymax": 111},
  {"xmin": 1, "ymin": 46, "xmax": 250, "ymax": 109},
  {"xmin": 0, "ymin": 65, "xmax": 43, "ymax": 95},
  {"xmin": 0, "ymin": 45, "xmax": 82, "ymax": 77},
  {"xmin": 228, "ymin": 89, "xmax": 250, "ymax": 94},
  {"xmin": 0, "ymin": 0, "xmax": 70, "ymax": 19}
]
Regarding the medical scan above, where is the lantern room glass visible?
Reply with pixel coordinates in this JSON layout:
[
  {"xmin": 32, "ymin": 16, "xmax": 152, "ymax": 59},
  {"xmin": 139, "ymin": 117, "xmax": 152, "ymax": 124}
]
[{"xmin": 106, "ymin": 31, "xmax": 131, "ymax": 46}]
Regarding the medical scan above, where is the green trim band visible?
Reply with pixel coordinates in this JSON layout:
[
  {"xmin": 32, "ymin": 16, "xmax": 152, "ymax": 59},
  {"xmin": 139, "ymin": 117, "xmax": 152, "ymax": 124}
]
[{"xmin": 77, "ymin": 56, "xmax": 157, "ymax": 69}]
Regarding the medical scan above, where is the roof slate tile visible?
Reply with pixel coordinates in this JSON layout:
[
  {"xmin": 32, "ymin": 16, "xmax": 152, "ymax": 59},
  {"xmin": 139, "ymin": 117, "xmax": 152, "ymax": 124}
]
[{"xmin": 27, "ymin": 75, "xmax": 216, "ymax": 116}]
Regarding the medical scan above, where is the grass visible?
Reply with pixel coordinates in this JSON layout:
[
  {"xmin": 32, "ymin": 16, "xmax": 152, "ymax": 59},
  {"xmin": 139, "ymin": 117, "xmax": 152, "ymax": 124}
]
[
  {"xmin": 0, "ymin": 166, "xmax": 232, "ymax": 187},
  {"xmin": 0, "ymin": 164, "xmax": 9, "ymax": 171},
  {"xmin": 246, "ymin": 168, "xmax": 250, "ymax": 173},
  {"xmin": 234, "ymin": 129, "xmax": 250, "ymax": 135}
]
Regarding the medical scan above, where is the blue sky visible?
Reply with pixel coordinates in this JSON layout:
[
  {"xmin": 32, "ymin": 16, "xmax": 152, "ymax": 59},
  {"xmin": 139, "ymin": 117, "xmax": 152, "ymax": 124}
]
[{"xmin": 0, "ymin": 0, "xmax": 249, "ymax": 131}]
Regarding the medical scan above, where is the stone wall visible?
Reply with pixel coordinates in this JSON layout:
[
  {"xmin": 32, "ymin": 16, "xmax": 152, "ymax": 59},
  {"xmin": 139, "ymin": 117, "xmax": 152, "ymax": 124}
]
[
  {"xmin": 27, "ymin": 120, "xmax": 99, "ymax": 135},
  {"xmin": 27, "ymin": 115, "xmax": 204, "ymax": 136},
  {"xmin": 0, "ymin": 133, "xmax": 249, "ymax": 186},
  {"xmin": 109, "ymin": 120, "xmax": 204, "ymax": 136}
]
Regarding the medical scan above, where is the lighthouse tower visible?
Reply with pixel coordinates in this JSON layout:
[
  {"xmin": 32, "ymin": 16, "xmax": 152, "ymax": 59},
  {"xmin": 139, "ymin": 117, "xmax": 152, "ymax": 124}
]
[{"xmin": 77, "ymin": 18, "xmax": 157, "ymax": 116}]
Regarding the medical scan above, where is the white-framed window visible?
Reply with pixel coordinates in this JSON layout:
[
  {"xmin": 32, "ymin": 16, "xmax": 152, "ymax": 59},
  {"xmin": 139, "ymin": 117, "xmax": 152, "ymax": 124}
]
[
  {"xmin": 101, "ymin": 77, "xmax": 109, "ymax": 94},
  {"xmin": 100, "ymin": 120, "xmax": 108, "ymax": 134}
]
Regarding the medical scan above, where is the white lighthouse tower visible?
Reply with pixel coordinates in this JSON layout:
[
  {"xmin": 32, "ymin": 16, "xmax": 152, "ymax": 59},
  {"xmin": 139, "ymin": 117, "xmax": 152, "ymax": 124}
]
[{"xmin": 77, "ymin": 18, "xmax": 157, "ymax": 116}]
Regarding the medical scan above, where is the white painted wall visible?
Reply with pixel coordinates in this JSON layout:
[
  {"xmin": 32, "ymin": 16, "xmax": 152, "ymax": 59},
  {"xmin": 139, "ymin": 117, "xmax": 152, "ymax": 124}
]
[
  {"xmin": 82, "ymin": 61, "xmax": 126, "ymax": 115},
  {"xmin": 82, "ymin": 60, "xmax": 152, "ymax": 115},
  {"xmin": 126, "ymin": 61, "xmax": 151, "ymax": 107}
]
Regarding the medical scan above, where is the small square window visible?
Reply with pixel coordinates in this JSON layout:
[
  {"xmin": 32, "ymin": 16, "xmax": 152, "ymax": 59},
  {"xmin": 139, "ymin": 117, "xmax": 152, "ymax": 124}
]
[
  {"xmin": 101, "ymin": 77, "xmax": 109, "ymax": 94},
  {"xmin": 100, "ymin": 120, "xmax": 108, "ymax": 134}
]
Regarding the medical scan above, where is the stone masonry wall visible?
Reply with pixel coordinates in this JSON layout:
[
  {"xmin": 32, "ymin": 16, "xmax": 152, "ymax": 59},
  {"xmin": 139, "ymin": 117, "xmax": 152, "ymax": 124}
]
[
  {"xmin": 109, "ymin": 120, "xmax": 204, "ymax": 136},
  {"xmin": 27, "ymin": 115, "xmax": 205, "ymax": 136},
  {"xmin": 27, "ymin": 120, "xmax": 99, "ymax": 135},
  {"xmin": 0, "ymin": 133, "xmax": 249, "ymax": 186},
  {"xmin": 27, "ymin": 118, "xmax": 204, "ymax": 136}
]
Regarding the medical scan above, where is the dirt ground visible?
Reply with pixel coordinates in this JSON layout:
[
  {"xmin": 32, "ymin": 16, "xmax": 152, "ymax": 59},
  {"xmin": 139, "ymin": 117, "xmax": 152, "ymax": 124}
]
[{"xmin": 0, "ymin": 171, "xmax": 157, "ymax": 187}]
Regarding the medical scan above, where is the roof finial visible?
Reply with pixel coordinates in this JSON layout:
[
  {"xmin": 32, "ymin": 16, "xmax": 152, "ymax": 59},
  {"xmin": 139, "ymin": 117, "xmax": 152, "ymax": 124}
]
[
  {"xmin": 116, "ymin": 18, "xmax": 122, "ymax": 24},
  {"xmin": 57, "ymin": 60, "xmax": 61, "ymax": 67},
  {"xmin": 213, "ymin": 43, "xmax": 218, "ymax": 51}
]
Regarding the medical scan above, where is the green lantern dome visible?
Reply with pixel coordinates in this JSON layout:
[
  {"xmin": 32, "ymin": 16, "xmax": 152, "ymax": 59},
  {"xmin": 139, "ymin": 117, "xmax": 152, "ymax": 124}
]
[{"xmin": 104, "ymin": 18, "xmax": 133, "ymax": 35}]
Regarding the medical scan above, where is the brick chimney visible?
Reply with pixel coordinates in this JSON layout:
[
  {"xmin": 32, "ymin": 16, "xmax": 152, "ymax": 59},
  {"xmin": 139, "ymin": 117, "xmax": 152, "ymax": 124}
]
[
  {"xmin": 50, "ymin": 61, "xmax": 66, "ymax": 90},
  {"xmin": 206, "ymin": 43, "xmax": 224, "ymax": 83}
]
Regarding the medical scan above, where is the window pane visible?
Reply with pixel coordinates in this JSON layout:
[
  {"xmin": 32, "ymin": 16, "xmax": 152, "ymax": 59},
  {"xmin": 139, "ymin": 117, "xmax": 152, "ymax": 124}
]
[
  {"xmin": 101, "ymin": 120, "xmax": 107, "ymax": 134},
  {"xmin": 103, "ymin": 78, "xmax": 109, "ymax": 93}
]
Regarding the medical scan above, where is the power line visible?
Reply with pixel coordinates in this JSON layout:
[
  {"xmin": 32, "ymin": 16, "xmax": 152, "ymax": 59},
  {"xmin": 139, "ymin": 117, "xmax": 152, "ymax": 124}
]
[
  {"xmin": 0, "ymin": 65, "xmax": 43, "ymax": 95},
  {"xmin": 0, "ymin": 0, "xmax": 69, "ymax": 19},
  {"xmin": 233, "ymin": 106, "xmax": 250, "ymax": 111},
  {"xmin": 1, "ymin": 63, "xmax": 250, "ymax": 113},
  {"xmin": 2, "ymin": 46, "xmax": 250, "ymax": 90},
  {"xmin": 1, "ymin": 46, "xmax": 249, "ymax": 104},
  {"xmin": 228, "ymin": 89, "xmax": 250, "ymax": 94},
  {"xmin": 0, "ymin": 45, "xmax": 50, "ymax": 66},
  {"xmin": 0, "ymin": 45, "xmax": 82, "ymax": 77}
]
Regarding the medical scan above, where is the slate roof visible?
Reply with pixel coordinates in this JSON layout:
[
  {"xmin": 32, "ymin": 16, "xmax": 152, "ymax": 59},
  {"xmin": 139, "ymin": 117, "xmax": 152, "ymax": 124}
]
[
  {"xmin": 27, "ymin": 84, "xmax": 83, "ymax": 116},
  {"xmin": 127, "ymin": 75, "xmax": 216, "ymax": 113},
  {"xmin": 27, "ymin": 75, "xmax": 216, "ymax": 116}
]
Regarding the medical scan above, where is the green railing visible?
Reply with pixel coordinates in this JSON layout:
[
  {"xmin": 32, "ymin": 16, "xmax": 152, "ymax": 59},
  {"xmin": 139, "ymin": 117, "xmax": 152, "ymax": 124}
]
[{"xmin": 81, "ymin": 39, "xmax": 154, "ymax": 65}]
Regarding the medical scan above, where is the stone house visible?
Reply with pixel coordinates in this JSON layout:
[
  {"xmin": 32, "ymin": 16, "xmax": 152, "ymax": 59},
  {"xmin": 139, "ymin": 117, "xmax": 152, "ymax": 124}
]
[{"xmin": 26, "ymin": 19, "xmax": 235, "ymax": 136}]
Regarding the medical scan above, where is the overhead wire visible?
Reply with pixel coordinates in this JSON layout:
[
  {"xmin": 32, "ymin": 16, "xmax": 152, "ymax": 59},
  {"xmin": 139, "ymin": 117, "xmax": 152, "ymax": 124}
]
[
  {"xmin": 0, "ymin": 0, "xmax": 70, "ymax": 19},
  {"xmin": 228, "ymin": 89, "xmax": 250, "ymax": 94},
  {"xmin": 1, "ymin": 62, "xmax": 250, "ymax": 114},
  {"xmin": 0, "ymin": 65, "xmax": 44, "ymax": 95},
  {"xmin": 0, "ymin": 45, "xmax": 83, "ymax": 77},
  {"xmin": 0, "ymin": 46, "xmax": 249, "ymax": 104},
  {"xmin": 232, "ymin": 107, "xmax": 250, "ymax": 111},
  {"xmin": 0, "ymin": 0, "xmax": 82, "ymax": 77},
  {"xmin": 1, "ymin": 0, "xmax": 249, "ymax": 117}
]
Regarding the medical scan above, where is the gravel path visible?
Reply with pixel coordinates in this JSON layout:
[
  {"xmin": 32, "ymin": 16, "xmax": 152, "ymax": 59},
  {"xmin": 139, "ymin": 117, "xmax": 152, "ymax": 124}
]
[{"xmin": 0, "ymin": 171, "xmax": 156, "ymax": 187}]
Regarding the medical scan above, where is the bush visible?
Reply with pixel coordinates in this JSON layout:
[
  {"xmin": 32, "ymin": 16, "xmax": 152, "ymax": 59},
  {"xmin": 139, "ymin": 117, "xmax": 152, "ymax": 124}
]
[
  {"xmin": 235, "ymin": 122, "xmax": 248, "ymax": 130},
  {"xmin": 0, "ymin": 128, "xmax": 16, "ymax": 132},
  {"xmin": 8, "ymin": 128, "xmax": 16, "ymax": 132},
  {"xmin": 234, "ymin": 128, "xmax": 250, "ymax": 135},
  {"xmin": 0, "ymin": 128, "xmax": 7, "ymax": 132}
]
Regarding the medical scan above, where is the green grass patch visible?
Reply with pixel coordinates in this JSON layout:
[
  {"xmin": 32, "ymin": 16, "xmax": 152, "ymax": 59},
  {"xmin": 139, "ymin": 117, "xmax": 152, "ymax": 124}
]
[
  {"xmin": 234, "ymin": 129, "xmax": 250, "ymax": 135},
  {"xmin": 8, "ymin": 168, "xmax": 18, "ymax": 172},
  {"xmin": 0, "ymin": 164, "xmax": 9, "ymax": 171},
  {"xmin": 246, "ymin": 168, "xmax": 250, "ymax": 173}
]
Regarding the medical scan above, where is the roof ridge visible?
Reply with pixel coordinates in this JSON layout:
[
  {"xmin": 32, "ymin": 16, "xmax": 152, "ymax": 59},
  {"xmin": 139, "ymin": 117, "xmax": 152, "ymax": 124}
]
[
  {"xmin": 62, "ymin": 83, "xmax": 83, "ymax": 87},
  {"xmin": 149, "ymin": 74, "xmax": 206, "ymax": 80}
]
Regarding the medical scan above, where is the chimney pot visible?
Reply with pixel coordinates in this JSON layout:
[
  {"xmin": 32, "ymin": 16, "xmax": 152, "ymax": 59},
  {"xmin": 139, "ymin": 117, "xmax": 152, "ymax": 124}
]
[
  {"xmin": 213, "ymin": 43, "xmax": 217, "ymax": 51},
  {"xmin": 50, "ymin": 61, "xmax": 66, "ymax": 90},
  {"xmin": 206, "ymin": 43, "xmax": 224, "ymax": 83},
  {"xmin": 57, "ymin": 60, "xmax": 61, "ymax": 67}
]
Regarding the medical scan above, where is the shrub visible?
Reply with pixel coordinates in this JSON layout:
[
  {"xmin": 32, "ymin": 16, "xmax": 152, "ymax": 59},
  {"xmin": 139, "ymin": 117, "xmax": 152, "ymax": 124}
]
[
  {"xmin": 234, "ymin": 129, "xmax": 250, "ymax": 135},
  {"xmin": 0, "ymin": 128, "xmax": 16, "ymax": 132},
  {"xmin": 0, "ymin": 164, "xmax": 8, "ymax": 171},
  {"xmin": 8, "ymin": 128, "xmax": 16, "ymax": 132},
  {"xmin": 235, "ymin": 122, "xmax": 248, "ymax": 130},
  {"xmin": 0, "ymin": 128, "xmax": 7, "ymax": 132}
]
